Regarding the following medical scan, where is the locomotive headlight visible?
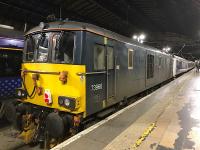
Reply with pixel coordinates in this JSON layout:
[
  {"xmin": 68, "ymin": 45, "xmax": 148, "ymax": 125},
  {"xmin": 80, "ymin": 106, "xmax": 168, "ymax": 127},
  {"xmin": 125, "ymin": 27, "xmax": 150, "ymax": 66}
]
[
  {"xmin": 64, "ymin": 98, "xmax": 70, "ymax": 106},
  {"xmin": 15, "ymin": 89, "xmax": 27, "ymax": 99},
  {"xmin": 17, "ymin": 90, "xmax": 22, "ymax": 97},
  {"xmin": 58, "ymin": 96, "xmax": 76, "ymax": 110}
]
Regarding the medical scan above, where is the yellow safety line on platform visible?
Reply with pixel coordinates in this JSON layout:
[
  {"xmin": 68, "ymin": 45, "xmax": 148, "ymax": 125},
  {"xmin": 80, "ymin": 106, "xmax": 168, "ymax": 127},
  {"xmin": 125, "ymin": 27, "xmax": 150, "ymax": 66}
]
[
  {"xmin": 132, "ymin": 122, "xmax": 157, "ymax": 149},
  {"xmin": 131, "ymin": 94, "xmax": 178, "ymax": 149},
  {"xmin": 0, "ymin": 47, "xmax": 22, "ymax": 51},
  {"xmin": 131, "ymin": 80, "xmax": 184, "ymax": 150}
]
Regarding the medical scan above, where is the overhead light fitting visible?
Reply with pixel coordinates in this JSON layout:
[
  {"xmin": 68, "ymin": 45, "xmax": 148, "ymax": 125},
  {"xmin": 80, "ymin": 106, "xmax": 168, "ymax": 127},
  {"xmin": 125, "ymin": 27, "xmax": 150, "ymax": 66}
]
[
  {"xmin": 133, "ymin": 35, "xmax": 137, "ymax": 39},
  {"xmin": 0, "ymin": 24, "xmax": 14, "ymax": 30},
  {"xmin": 163, "ymin": 47, "xmax": 171, "ymax": 52},
  {"xmin": 132, "ymin": 33, "xmax": 146, "ymax": 44},
  {"xmin": 139, "ymin": 34, "xmax": 146, "ymax": 40}
]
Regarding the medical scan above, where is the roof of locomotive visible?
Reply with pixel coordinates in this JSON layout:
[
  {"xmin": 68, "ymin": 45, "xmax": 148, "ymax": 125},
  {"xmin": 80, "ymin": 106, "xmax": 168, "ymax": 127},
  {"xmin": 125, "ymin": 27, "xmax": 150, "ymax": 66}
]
[{"xmin": 26, "ymin": 21, "xmax": 170, "ymax": 56}]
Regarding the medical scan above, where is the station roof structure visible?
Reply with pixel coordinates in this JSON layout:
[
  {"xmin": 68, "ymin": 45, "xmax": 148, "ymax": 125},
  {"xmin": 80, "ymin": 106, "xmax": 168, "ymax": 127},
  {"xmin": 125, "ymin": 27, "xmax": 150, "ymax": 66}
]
[{"xmin": 0, "ymin": 0, "xmax": 199, "ymax": 60}]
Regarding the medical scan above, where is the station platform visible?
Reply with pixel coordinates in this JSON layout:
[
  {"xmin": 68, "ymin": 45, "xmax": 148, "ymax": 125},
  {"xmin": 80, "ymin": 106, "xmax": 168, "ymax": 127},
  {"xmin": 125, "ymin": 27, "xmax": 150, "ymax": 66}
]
[{"xmin": 52, "ymin": 70, "xmax": 200, "ymax": 150}]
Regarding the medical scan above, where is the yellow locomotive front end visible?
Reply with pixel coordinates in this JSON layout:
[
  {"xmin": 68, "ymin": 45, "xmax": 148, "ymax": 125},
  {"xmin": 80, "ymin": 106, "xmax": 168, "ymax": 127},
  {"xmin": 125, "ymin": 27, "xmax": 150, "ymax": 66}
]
[
  {"xmin": 21, "ymin": 63, "xmax": 85, "ymax": 114},
  {"xmin": 11, "ymin": 23, "xmax": 86, "ymax": 147}
]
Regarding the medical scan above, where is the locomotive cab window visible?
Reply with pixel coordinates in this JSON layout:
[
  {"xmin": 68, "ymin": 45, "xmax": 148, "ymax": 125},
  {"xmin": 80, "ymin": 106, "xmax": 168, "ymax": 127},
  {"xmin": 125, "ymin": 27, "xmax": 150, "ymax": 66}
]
[
  {"xmin": 53, "ymin": 32, "xmax": 75, "ymax": 64},
  {"xmin": 94, "ymin": 44, "xmax": 105, "ymax": 71},
  {"xmin": 24, "ymin": 34, "xmax": 39, "ymax": 62},
  {"xmin": 24, "ymin": 31, "xmax": 75, "ymax": 64},
  {"xmin": 36, "ymin": 33, "xmax": 50, "ymax": 62},
  {"xmin": 147, "ymin": 54, "xmax": 154, "ymax": 79},
  {"xmin": 128, "ymin": 49, "xmax": 134, "ymax": 69}
]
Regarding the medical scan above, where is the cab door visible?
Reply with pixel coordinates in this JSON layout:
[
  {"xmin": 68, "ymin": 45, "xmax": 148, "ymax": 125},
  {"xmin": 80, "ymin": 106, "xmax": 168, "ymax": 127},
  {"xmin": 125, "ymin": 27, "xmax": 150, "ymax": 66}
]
[{"xmin": 86, "ymin": 41, "xmax": 116, "ymax": 116}]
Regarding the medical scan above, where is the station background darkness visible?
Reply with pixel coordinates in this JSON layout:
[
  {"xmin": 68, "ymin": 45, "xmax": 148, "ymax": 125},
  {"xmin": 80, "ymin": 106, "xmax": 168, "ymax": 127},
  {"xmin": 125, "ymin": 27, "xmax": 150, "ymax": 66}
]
[{"xmin": 0, "ymin": 0, "xmax": 199, "ymax": 60}]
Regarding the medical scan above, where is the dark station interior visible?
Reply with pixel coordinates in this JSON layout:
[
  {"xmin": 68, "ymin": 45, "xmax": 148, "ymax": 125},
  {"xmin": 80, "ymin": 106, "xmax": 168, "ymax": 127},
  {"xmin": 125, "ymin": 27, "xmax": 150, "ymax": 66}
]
[{"xmin": 0, "ymin": 1, "xmax": 200, "ymax": 150}]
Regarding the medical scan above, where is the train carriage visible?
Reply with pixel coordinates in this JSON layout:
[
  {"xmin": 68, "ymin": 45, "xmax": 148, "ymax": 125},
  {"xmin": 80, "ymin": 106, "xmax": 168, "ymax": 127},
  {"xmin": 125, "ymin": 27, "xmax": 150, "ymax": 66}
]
[
  {"xmin": 0, "ymin": 37, "xmax": 23, "ymax": 118},
  {"xmin": 173, "ymin": 55, "xmax": 193, "ymax": 76},
  {"xmin": 10, "ymin": 21, "xmax": 193, "ymax": 146}
]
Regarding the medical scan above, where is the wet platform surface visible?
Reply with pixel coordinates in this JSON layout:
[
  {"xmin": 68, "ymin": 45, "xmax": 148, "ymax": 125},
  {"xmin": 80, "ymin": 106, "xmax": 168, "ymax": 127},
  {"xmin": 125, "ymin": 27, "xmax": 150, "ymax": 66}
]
[{"xmin": 53, "ymin": 70, "xmax": 200, "ymax": 150}]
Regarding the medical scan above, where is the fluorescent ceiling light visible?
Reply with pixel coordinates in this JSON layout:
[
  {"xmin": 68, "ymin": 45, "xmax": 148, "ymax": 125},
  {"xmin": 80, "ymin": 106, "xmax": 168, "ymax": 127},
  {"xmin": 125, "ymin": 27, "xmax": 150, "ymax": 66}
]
[{"xmin": 0, "ymin": 24, "xmax": 14, "ymax": 30}]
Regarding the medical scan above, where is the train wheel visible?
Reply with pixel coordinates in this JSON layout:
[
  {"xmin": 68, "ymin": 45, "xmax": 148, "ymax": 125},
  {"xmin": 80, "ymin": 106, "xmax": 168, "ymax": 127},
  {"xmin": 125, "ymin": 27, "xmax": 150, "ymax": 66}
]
[{"xmin": 44, "ymin": 112, "xmax": 66, "ymax": 149}]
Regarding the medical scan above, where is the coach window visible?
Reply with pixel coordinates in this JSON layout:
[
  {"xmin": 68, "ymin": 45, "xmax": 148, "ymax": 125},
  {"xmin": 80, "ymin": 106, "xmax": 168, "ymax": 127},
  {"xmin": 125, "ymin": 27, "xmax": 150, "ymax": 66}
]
[
  {"xmin": 128, "ymin": 49, "xmax": 134, "ymax": 69},
  {"xmin": 107, "ymin": 47, "xmax": 114, "ymax": 69},
  {"xmin": 147, "ymin": 54, "xmax": 154, "ymax": 79},
  {"xmin": 159, "ymin": 57, "xmax": 162, "ymax": 67},
  {"xmin": 94, "ymin": 44, "xmax": 105, "ymax": 70},
  {"xmin": 0, "ymin": 50, "xmax": 22, "ymax": 77}
]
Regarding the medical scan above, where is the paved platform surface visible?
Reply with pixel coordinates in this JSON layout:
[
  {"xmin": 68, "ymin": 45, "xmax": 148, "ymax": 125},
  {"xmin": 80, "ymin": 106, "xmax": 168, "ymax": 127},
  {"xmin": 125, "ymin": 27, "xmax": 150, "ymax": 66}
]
[{"xmin": 53, "ymin": 70, "xmax": 200, "ymax": 150}]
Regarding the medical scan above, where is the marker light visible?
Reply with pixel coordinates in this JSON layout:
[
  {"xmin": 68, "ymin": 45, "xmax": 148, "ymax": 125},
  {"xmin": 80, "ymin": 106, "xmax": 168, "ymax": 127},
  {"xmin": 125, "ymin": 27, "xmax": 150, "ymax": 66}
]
[
  {"xmin": 44, "ymin": 89, "xmax": 52, "ymax": 104},
  {"xmin": 17, "ymin": 90, "xmax": 22, "ymax": 97},
  {"xmin": 15, "ymin": 89, "xmax": 27, "ymax": 99}
]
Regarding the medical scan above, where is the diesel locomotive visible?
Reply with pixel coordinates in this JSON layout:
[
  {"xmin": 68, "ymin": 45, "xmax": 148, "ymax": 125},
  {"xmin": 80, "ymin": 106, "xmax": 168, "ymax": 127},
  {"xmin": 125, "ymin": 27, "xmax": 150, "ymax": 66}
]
[{"xmin": 9, "ymin": 21, "xmax": 193, "ymax": 147}]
